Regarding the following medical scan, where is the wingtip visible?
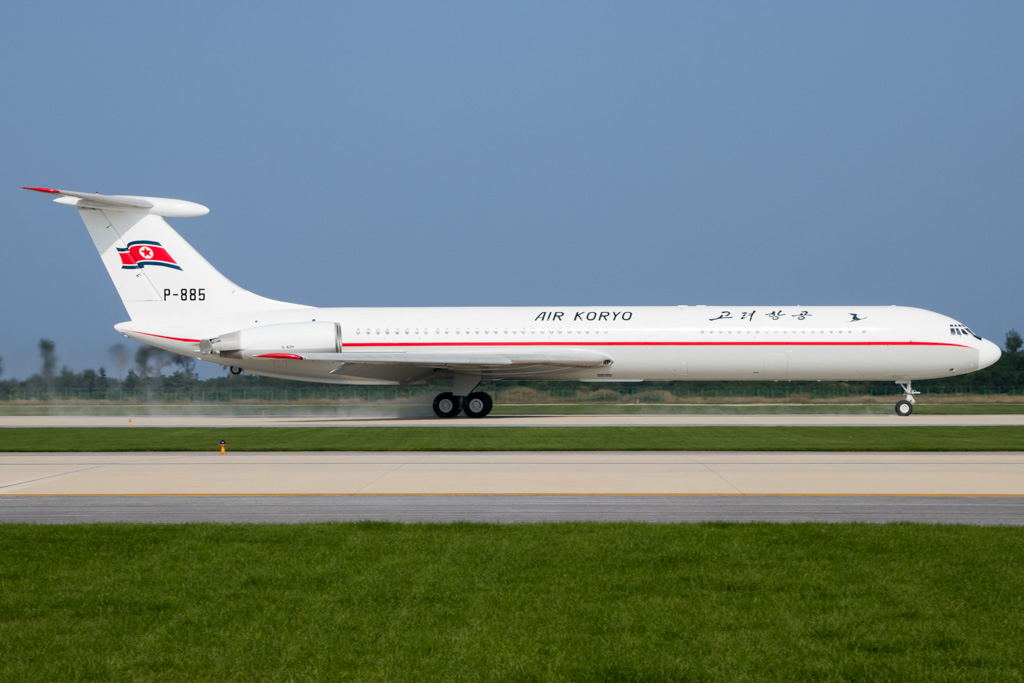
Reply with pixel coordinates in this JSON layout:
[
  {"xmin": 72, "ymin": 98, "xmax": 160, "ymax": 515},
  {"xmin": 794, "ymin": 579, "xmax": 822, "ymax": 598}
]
[{"xmin": 23, "ymin": 186, "xmax": 61, "ymax": 194}]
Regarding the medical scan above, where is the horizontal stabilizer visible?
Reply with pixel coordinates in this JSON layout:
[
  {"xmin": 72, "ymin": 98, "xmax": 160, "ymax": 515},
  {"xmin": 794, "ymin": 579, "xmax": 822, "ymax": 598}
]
[{"xmin": 22, "ymin": 187, "xmax": 209, "ymax": 217}]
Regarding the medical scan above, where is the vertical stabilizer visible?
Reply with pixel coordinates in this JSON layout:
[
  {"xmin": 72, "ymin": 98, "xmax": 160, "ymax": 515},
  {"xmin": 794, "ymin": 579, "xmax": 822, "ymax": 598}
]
[{"xmin": 25, "ymin": 187, "xmax": 305, "ymax": 321}]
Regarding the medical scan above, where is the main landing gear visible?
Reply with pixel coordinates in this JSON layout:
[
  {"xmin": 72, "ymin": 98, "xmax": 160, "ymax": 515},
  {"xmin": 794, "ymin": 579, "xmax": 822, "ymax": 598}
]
[
  {"xmin": 432, "ymin": 373, "xmax": 493, "ymax": 418},
  {"xmin": 895, "ymin": 381, "xmax": 920, "ymax": 417},
  {"xmin": 432, "ymin": 391, "xmax": 494, "ymax": 418}
]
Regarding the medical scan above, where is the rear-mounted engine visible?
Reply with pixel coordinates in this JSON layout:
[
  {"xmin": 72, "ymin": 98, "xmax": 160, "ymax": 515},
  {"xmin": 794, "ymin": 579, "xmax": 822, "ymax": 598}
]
[{"xmin": 200, "ymin": 321, "xmax": 341, "ymax": 360}]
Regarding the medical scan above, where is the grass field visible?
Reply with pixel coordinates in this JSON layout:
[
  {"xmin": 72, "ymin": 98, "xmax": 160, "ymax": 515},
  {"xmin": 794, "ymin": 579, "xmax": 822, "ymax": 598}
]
[
  {"xmin": 1, "ymin": 425, "xmax": 1022, "ymax": 452},
  {"xmin": 3, "ymin": 415, "xmax": 1019, "ymax": 679},
  {"xmin": 1, "ymin": 523, "xmax": 1021, "ymax": 681}
]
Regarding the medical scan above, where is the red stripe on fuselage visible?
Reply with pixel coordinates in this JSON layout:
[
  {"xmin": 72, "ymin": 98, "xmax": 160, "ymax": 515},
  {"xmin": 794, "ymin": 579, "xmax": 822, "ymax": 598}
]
[
  {"xmin": 342, "ymin": 341, "xmax": 972, "ymax": 349},
  {"xmin": 136, "ymin": 332, "xmax": 202, "ymax": 343},
  {"xmin": 131, "ymin": 333, "xmax": 971, "ymax": 351}
]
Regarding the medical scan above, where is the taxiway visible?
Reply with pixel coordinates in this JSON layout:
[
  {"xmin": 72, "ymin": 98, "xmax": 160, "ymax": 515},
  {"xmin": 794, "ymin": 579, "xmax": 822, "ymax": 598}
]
[
  {"xmin": 2, "ymin": 495, "xmax": 1021, "ymax": 525},
  {"xmin": 3, "ymin": 413, "xmax": 1020, "ymax": 524},
  {"xmin": 1, "ymin": 450, "xmax": 1022, "ymax": 524},
  {"xmin": 3, "ymin": 451, "xmax": 1023, "ymax": 496}
]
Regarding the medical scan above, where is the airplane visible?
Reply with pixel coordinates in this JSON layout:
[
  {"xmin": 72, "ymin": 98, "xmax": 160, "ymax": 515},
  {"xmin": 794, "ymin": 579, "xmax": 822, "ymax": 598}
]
[{"xmin": 24, "ymin": 186, "xmax": 1002, "ymax": 418}]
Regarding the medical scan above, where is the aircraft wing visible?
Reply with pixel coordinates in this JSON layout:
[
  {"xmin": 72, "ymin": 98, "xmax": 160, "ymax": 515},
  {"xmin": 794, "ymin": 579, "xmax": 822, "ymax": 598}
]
[{"xmin": 297, "ymin": 349, "xmax": 612, "ymax": 374}]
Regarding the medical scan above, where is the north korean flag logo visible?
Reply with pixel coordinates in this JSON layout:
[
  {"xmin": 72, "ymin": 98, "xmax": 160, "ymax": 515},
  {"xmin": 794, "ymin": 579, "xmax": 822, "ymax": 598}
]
[{"xmin": 117, "ymin": 240, "xmax": 181, "ymax": 270}]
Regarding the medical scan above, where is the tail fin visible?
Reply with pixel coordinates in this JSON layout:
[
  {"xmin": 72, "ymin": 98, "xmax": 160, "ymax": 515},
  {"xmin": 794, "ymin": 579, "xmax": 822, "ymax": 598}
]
[{"xmin": 24, "ymin": 187, "xmax": 305, "ymax": 321}]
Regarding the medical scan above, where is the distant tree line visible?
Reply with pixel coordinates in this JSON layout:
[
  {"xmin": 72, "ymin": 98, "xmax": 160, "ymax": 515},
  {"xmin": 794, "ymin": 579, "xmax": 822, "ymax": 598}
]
[
  {"xmin": 0, "ymin": 341, "xmax": 201, "ymax": 399},
  {"xmin": 2, "ymin": 331, "xmax": 1022, "ymax": 401}
]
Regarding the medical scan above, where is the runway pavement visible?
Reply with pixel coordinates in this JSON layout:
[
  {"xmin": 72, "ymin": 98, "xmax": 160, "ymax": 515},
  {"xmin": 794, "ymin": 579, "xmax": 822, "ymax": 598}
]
[
  {"xmin": 1, "ymin": 450, "xmax": 1022, "ymax": 524},
  {"xmin": 3, "ymin": 413, "xmax": 1024, "ymax": 427},
  {"xmin": 2, "ymin": 495, "xmax": 1021, "ymax": 525},
  {"xmin": 3, "ymin": 451, "xmax": 1024, "ymax": 495}
]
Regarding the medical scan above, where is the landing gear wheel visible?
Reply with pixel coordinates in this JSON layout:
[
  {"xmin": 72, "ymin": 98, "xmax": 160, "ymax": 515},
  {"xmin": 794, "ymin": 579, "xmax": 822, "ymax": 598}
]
[
  {"xmin": 895, "ymin": 399, "xmax": 914, "ymax": 417},
  {"xmin": 433, "ymin": 392, "xmax": 462, "ymax": 418},
  {"xmin": 463, "ymin": 392, "xmax": 493, "ymax": 418}
]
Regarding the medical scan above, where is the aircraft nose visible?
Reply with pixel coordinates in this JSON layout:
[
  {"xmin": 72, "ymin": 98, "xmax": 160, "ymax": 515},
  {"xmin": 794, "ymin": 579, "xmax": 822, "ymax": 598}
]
[{"xmin": 978, "ymin": 339, "xmax": 1002, "ymax": 369}]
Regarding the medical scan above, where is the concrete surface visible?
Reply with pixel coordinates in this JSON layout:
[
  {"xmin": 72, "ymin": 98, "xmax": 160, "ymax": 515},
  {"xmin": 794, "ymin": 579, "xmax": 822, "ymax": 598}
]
[
  {"xmin": 2, "ymin": 413, "xmax": 1024, "ymax": 428},
  {"xmin": 2, "ymin": 451, "xmax": 1022, "ymax": 496}
]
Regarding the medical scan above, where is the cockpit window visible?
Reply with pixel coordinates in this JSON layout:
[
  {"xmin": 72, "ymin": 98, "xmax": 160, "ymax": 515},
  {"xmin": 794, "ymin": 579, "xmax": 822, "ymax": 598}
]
[{"xmin": 950, "ymin": 324, "xmax": 982, "ymax": 340}]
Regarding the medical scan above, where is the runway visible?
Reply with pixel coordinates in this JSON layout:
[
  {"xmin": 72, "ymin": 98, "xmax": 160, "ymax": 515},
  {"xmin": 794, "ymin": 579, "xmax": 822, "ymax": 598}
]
[
  {"xmin": 2, "ymin": 451, "xmax": 1022, "ymax": 524},
  {"xmin": 3, "ymin": 413, "xmax": 1024, "ymax": 428}
]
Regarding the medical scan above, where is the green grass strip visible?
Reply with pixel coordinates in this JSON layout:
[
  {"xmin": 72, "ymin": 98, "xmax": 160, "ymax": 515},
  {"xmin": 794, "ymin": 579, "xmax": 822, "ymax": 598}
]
[
  {"xmin": 0, "ymin": 523, "xmax": 1022, "ymax": 681},
  {"xmin": 1, "ymin": 426, "xmax": 1022, "ymax": 451}
]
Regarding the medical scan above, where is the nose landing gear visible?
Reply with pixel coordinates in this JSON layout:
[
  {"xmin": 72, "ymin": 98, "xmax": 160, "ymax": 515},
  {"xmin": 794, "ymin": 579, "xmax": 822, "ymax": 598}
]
[{"xmin": 895, "ymin": 381, "xmax": 920, "ymax": 416}]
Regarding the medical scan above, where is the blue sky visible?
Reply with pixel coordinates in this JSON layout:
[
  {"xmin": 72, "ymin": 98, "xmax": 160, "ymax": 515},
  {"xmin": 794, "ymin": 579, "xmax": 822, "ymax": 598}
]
[{"xmin": 2, "ymin": 2, "xmax": 1022, "ymax": 379}]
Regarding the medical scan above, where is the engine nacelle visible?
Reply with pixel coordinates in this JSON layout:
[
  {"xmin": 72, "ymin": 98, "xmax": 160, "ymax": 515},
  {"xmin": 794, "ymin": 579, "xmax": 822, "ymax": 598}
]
[{"xmin": 200, "ymin": 321, "xmax": 342, "ymax": 359}]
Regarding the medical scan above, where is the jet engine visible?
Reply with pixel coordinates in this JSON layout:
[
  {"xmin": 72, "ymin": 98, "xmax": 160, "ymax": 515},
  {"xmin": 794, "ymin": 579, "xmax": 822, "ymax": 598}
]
[{"xmin": 200, "ymin": 321, "xmax": 342, "ymax": 359}]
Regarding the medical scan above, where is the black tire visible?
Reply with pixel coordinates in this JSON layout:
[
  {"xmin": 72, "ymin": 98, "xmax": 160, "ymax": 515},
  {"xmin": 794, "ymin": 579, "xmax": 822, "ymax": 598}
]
[
  {"xmin": 463, "ymin": 392, "xmax": 493, "ymax": 418},
  {"xmin": 895, "ymin": 399, "xmax": 914, "ymax": 417},
  {"xmin": 433, "ymin": 392, "xmax": 462, "ymax": 418}
]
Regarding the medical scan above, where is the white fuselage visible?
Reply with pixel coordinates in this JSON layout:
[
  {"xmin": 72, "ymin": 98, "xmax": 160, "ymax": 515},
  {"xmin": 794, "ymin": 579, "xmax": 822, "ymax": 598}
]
[
  {"xmin": 119, "ymin": 304, "xmax": 1001, "ymax": 386},
  {"xmin": 26, "ymin": 186, "xmax": 1002, "ymax": 418}
]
